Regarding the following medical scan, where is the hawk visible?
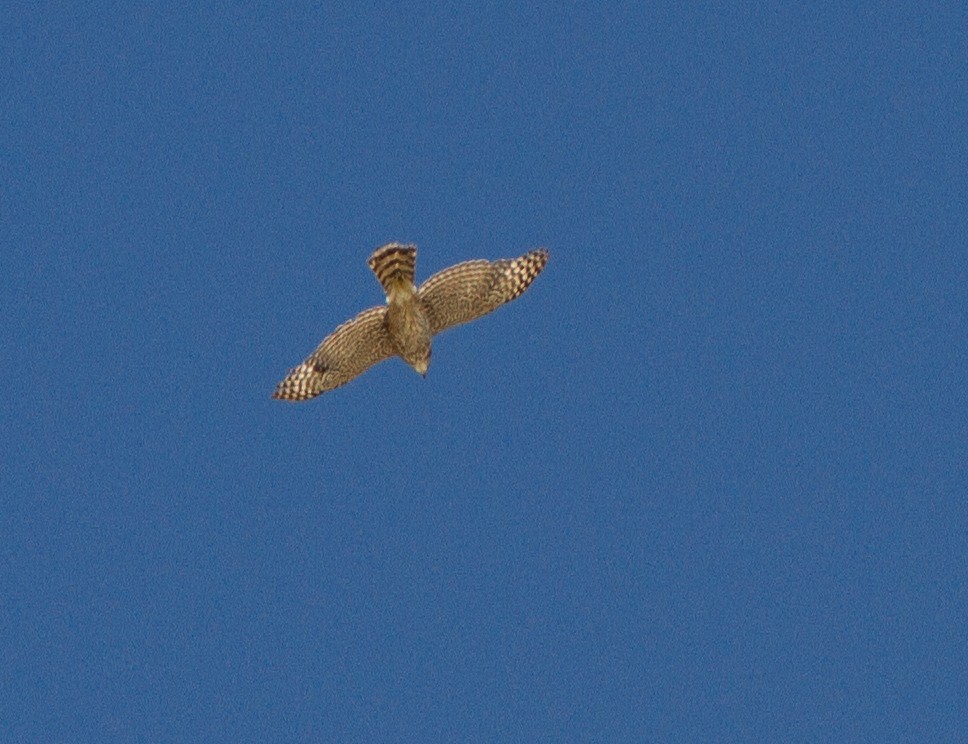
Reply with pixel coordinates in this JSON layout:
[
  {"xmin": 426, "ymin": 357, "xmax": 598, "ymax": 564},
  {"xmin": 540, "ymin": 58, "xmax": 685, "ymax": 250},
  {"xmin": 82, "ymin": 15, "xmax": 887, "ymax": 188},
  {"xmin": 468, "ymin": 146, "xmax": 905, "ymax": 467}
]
[{"xmin": 273, "ymin": 243, "xmax": 549, "ymax": 401}]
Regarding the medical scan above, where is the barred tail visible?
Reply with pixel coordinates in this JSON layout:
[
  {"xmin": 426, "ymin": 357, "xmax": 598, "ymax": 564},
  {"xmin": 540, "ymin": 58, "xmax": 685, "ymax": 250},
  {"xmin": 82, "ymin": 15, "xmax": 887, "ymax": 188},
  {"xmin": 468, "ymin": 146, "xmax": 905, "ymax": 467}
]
[{"xmin": 368, "ymin": 243, "xmax": 417, "ymax": 295}]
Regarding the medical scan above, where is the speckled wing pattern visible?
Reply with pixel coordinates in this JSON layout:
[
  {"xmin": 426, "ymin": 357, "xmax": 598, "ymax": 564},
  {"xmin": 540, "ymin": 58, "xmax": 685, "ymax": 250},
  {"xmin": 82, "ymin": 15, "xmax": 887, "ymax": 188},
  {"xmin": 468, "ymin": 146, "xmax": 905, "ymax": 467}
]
[
  {"xmin": 272, "ymin": 306, "xmax": 396, "ymax": 401},
  {"xmin": 418, "ymin": 248, "xmax": 549, "ymax": 335}
]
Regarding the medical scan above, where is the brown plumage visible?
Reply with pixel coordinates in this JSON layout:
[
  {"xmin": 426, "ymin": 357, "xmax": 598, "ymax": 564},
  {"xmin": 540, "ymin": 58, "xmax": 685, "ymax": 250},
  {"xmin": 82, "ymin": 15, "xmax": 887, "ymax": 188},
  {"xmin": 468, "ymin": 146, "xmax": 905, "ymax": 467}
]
[{"xmin": 272, "ymin": 243, "xmax": 549, "ymax": 401}]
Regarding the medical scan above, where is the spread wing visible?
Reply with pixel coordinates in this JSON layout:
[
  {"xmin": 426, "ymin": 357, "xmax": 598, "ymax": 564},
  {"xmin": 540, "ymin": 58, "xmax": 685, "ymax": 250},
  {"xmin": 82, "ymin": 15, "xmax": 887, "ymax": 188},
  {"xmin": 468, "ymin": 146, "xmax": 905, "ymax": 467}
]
[
  {"xmin": 273, "ymin": 306, "xmax": 396, "ymax": 401},
  {"xmin": 417, "ymin": 249, "xmax": 549, "ymax": 335}
]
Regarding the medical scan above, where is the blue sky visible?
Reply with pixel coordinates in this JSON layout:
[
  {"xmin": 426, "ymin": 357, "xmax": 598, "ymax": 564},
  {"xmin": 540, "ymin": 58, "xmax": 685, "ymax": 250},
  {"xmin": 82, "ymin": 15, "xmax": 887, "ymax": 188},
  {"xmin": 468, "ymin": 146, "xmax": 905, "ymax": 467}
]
[{"xmin": 3, "ymin": 3, "xmax": 967, "ymax": 741}]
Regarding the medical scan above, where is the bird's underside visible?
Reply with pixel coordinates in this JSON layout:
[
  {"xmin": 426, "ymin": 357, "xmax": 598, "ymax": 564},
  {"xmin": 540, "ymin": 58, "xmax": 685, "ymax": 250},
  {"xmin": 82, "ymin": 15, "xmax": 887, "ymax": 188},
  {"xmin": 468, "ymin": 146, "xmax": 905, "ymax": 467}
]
[{"xmin": 272, "ymin": 243, "xmax": 549, "ymax": 402}]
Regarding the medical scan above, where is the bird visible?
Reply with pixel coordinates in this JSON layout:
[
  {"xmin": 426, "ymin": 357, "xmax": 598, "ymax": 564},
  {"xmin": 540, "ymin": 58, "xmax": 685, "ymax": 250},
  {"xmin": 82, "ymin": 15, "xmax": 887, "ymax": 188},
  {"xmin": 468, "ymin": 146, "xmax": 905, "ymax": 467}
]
[{"xmin": 272, "ymin": 243, "xmax": 549, "ymax": 401}]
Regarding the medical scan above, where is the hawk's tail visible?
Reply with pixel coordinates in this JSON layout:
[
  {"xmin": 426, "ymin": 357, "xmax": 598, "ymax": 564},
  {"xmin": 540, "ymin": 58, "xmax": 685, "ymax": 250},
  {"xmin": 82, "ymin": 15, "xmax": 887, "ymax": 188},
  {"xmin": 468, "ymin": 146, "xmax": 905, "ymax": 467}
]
[{"xmin": 368, "ymin": 243, "xmax": 417, "ymax": 295}]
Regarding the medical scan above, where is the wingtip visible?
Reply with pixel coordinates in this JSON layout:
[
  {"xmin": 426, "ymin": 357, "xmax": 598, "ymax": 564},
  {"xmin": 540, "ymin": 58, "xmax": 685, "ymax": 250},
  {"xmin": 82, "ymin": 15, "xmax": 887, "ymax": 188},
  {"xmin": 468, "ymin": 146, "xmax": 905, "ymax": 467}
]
[{"xmin": 527, "ymin": 247, "xmax": 550, "ymax": 266}]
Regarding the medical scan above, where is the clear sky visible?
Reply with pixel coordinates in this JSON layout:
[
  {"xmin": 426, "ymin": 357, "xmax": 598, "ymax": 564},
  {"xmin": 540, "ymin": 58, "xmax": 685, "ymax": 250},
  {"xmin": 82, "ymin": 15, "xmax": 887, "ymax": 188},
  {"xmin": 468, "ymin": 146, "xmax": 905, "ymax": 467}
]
[{"xmin": 4, "ymin": 3, "xmax": 967, "ymax": 741}]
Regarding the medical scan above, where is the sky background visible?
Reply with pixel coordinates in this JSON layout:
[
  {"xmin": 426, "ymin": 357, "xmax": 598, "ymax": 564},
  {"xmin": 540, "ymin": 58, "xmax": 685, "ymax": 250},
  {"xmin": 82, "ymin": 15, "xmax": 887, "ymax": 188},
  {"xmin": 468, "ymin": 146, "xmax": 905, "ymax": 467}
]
[{"xmin": 3, "ymin": 2, "xmax": 967, "ymax": 741}]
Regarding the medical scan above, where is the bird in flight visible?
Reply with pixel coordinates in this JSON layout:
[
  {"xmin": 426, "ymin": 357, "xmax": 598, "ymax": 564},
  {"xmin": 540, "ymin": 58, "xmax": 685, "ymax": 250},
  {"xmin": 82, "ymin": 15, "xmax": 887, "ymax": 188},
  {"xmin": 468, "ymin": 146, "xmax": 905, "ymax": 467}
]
[{"xmin": 273, "ymin": 243, "xmax": 549, "ymax": 401}]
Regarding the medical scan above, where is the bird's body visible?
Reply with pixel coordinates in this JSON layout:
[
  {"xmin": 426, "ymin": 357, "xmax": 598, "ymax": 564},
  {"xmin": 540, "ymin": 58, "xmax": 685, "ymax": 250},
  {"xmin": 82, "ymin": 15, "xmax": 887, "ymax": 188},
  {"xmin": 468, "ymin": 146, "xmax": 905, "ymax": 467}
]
[
  {"xmin": 273, "ymin": 243, "xmax": 548, "ymax": 401},
  {"xmin": 370, "ymin": 244, "xmax": 433, "ymax": 376}
]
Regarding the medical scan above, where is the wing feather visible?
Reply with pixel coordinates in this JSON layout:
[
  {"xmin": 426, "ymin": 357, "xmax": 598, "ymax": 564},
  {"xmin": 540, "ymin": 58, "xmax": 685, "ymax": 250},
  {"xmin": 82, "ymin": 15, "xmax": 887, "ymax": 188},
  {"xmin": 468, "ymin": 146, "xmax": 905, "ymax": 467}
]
[
  {"xmin": 273, "ymin": 306, "xmax": 395, "ymax": 401},
  {"xmin": 418, "ymin": 249, "xmax": 548, "ymax": 335}
]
